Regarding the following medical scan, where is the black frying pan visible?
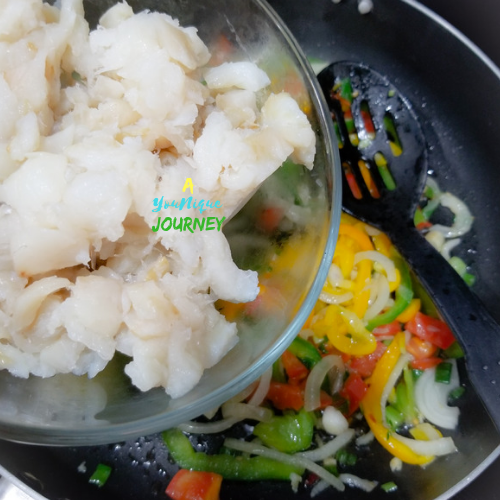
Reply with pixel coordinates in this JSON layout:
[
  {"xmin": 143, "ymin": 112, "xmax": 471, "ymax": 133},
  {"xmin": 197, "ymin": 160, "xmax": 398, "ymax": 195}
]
[{"xmin": 1, "ymin": 1, "xmax": 500, "ymax": 499}]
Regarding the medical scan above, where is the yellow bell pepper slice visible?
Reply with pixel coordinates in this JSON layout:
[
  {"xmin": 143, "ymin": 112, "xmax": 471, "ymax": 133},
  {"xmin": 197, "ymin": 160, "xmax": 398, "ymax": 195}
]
[
  {"xmin": 333, "ymin": 240, "xmax": 355, "ymax": 279},
  {"xmin": 325, "ymin": 305, "xmax": 376, "ymax": 356},
  {"xmin": 338, "ymin": 223, "xmax": 374, "ymax": 252},
  {"xmin": 361, "ymin": 332, "xmax": 433, "ymax": 465},
  {"xmin": 372, "ymin": 232, "xmax": 393, "ymax": 257},
  {"xmin": 396, "ymin": 298, "xmax": 421, "ymax": 323}
]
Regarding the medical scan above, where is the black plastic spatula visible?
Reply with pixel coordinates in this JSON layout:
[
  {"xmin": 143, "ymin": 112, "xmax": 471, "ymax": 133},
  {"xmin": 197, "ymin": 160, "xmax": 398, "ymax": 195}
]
[{"xmin": 317, "ymin": 61, "xmax": 500, "ymax": 431}]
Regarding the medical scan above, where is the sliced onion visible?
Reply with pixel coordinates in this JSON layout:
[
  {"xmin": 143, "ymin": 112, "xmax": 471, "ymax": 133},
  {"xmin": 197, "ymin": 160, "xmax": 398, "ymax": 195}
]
[
  {"xmin": 339, "ymin": 473, "xmax": 378, "ymax": 492},
  {"xmin": 354, "ymin": 250, "xmax": 397, "ymax": 283},
  {"xmin": 441, "ymin": 238, "xmax": 461, "ymax": 261},
  {"xmin": 381, "ymin": 353, "xmax": 412, "ymax": 426},
  {"xmin": 290, "ymin": 473, "xmax": 302, "ymax": 494},
  {"xmin": 392, "ymin": 433, "xmax": 457, "ymax": 457},
  {"xmin": 221, "ymin": 402, "xmax": 273, "ymax": 422},
  {"xmin": 362, "ymin": 224, "xmax": 381, "ymax": 236},
  {"xmin": 247, "ymin": 367, "xmax": 272, "ymax": 406},
  {"xmin": 390, "ymin": 456, "xmax": 403, "ymax": 472},
  {"xmin": 298, "ymin": 429, "xmax": 355, "ymax": 462},
  {"xmin": 228, "ymin": 381, "xmax": 258, "ymax": 404},
  {"xmin": 414, "ymin": 360, "xmax": 460, "ymax": 430},
  {"xmin": 322, "ymin": 406, "xmax": 349, "ymax": 436},
  {"xmin": 304, "ymin": 355, "xmax": 344, "ymax": 412},
  {"xmin": 431, "ymin": 192, "xmax": 474, "ymax": 238},
  {"xmin": 224, "ymin": 438, "xmax": 345, "ymax": 491},
  {"xmin": 355, "ymin": 430, "xmax": 374, "ymax": 446},
  {"xmin": 364, "ymin": 273, "xmax": 391, "ymax": 322},
  {"xmin": 319, "ymin": 291, "xmax": 353, "ymax": 305},
  {"xmin": 425, "ymin": 230, "xmax": 445, "ymax": 252},
  {"xmin": 203, "ymin": 407, "xmax": 220, "ymax": 420},
  {"xmin": 327, "ymin": 263, "xmax": 343, "ymax": 287},
  {"xmin": 178, "ymin": 417, "xmax": 239, "ymax": 434},
  {"xmin": 310, "ymin": 479, "xmax": 330, "ymax": 498},
  {"xmin": 327, "ymin": 264, "xmax": 354, "ymax": 290},
  {"xmin": 299, "ymin": 328, "xmax": 314, "ymax": 340}
]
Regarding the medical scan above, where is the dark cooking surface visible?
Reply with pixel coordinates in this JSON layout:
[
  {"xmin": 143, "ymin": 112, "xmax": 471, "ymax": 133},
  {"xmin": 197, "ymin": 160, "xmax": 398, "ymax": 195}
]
[
  {"xmin": 270, "ymin": 1, "xmax": 500, "ymax": 499},
  {"xmin": 415, "ymin": 3, "xmax": 500, "ymax": 498},
  {"xmin": 1, "ymin": 1, "xmax": 500, "ymax": 500}
]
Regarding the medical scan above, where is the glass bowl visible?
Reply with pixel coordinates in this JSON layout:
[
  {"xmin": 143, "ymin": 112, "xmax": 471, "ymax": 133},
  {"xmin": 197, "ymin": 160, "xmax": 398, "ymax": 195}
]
[{"xmin": 0, "ymin": 0, "xmax": 341, "ymax": 445}]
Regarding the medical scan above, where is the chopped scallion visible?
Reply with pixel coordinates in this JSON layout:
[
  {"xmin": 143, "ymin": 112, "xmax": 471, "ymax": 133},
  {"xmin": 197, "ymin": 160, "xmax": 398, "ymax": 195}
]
[
  {"xmin": 381, "ymin": 481, "xmax": 398, "ymax": 493},
  {"xmin": 435, "ymin": 361, "xmax": 453, "ymax": 384},
  {"xmin": 448, "ymin": 386, "xmax": 465, "ymax": 402},
  {"xmin": 89, "ymin": 463, "xmax": 112, "ymax": 488},
  {"xmin": 335, "ymin": 448, "xmax": 357, "ymax": 467}
]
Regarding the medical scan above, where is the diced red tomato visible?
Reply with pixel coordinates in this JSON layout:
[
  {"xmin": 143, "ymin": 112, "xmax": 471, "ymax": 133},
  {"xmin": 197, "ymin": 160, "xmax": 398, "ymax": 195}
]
[
  {"xmin": 256, "ymin": 207, "xmax": 284, "ymax": 233},
  {"xmin": 340, "ymin": 373, "xmax": 368, "ymax": 415},
  {"xmin": 266, "ymin": 382, "xmax": 332, "ymax": 411},
  {"xmin": 372, "ymin": 320, "xmax": 401, "ymax": 337},
  {"xmin": 410, "ymin": 357, "xmax": 443, "ymax": 370},
  {"xmin": 281, "ymin": 350, "xmax": 309, "ymax": 385},
  {"xmin": 348, "ymin": 342, "xmax": 387, "ymax": 378},
  {"xmin": 405, "ymin": 312, "xmax": 455, "ymax": 350},
  {"xmin": 166, "ymin": 470, "xmax": 222, "ymax": 500},
  {"xmin": 406, "ymin": 336, "xmax": 438, "ymax": 360}
]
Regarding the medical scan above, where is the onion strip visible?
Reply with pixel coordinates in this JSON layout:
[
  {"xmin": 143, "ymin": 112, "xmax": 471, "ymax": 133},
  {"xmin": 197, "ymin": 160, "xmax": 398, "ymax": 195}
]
[
  {"xmin": 221, "ymin": 402, "xmax": 273, "ymax": 422},
  {"xmin": 298, "ymin": 429, "xmax": 355, "ymax": 462},
  {"xmin": 392, "ymin": 433, "xmax": 457, "ymax": 457},
  {"xmin": 339, "ymin": 473, "xmax": 378, "ymax": 492},
  {"xmin": 223, "ymin": 438, "xmax": 345, "ymax": 491},
  {"xmin": 304, "ymin": 355, "xmax": 344, "ymax": 411},
  {"xmin": 178, "ymin": 417, "xmax": 239, "ymax": 434},
  {"xmin": 355, "ymin": 430, "xmax": 374, "ymax": 446},
  {"xmin": 310, "ymin": 479, "xmax": 330, "ymax": 498},
  {"xmin": 441, "ymin": 238, "xmax": 461, "ymax": 261},
  {"xmin": 354, "ymin": 250, "xmax": 397, "ymax": 282},
  {"xmin": 414, "ymin": 360, "xmax": 460, "ymax": 430},
  {"xmin": 364, "ymin": 273, "xmax": 391, "ymax": 321},
  {"xmin": 319, "ymin": 291, "xmax": 353, "ymax": 305},
  {"xmin": 431, "ymin": 192, "xmax": 474, "ymax": 238},
  {"xmin": 247, "ymin": 367, "xmax": 272, "ymax": 406}
]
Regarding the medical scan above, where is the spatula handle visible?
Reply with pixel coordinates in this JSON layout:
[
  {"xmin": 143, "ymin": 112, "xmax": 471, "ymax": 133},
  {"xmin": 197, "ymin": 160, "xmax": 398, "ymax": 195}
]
[{"xmin": 390, "ymin": 226, "xmax": 500, "ymax": 432}]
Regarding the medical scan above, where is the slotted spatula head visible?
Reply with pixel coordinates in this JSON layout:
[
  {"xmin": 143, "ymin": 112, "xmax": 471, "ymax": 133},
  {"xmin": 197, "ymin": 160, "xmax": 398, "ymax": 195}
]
[
  {"xmin": 317, "ymin": 61, "xmax": 427, "ymax": 230},
  {"xmin": 317, "ymin": 61, "xmax": 500, "ymax": 432}
]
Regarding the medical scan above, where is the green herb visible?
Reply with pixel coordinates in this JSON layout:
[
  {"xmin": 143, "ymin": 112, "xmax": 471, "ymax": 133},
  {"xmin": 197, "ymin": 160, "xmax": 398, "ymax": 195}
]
[
  {"xmin": 89, "ymin": 463, "xmax": 112, "ymax": 488},
  {"xmin": 435, "ymin": 361, "xmax": 453, "ymax": 384},
  {"xmin": 381, "ymin": 481, "xmax": 398, "ymax": 493},
  {"xmin": 448, "ymin": 386, "xmax": 465, "ymax": 402},
  {"xmin": 335, "ymin": 448, "xmax": 357, "ymax": 467},
  {"xmin": 71, "ymin": 70, "xmax": 84, "ymax": 84}
]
